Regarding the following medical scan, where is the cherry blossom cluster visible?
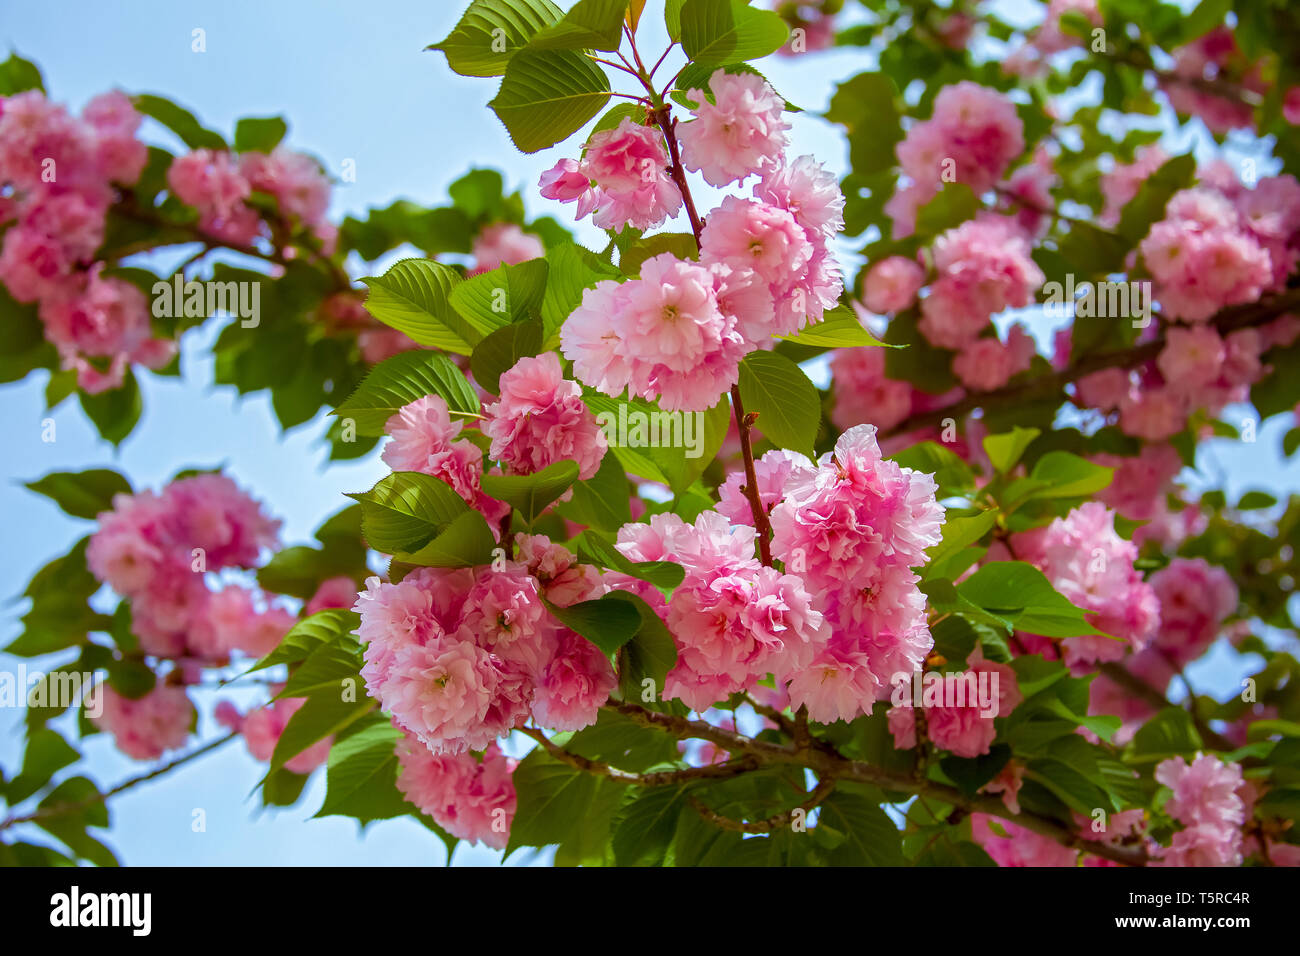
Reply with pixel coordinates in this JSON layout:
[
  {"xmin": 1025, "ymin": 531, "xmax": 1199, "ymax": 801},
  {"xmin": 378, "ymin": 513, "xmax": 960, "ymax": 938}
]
[
  {"xmin": 394, "ymin": 731, "xmax": 516, "ymax": 849},
  {"xmin": 545, "ymin": 71, "xmax": 844, "ymax": 412},
  {"xmin": 1009, "ymin": 501, "xmax": 1160, "ymax": 673},
  {"xmin": 86, "ymin": 473, "xmax": 286, "ymax": 662},
  {"xmin": 354, "ymin": 545, "xmax": 613, "ymax": 755},
  {"xmin": 1153, "ymin": 753, "xmax": 1245, "ymax": 866},
  {"xmin": 886, "ymin": 648, "xmax": 1023, "ymax": 758},
  {"xmin": 0, "ymin": 88, "xmax": 175, "ymax": 392},
  {"xmin": 167, "ymin": 145, "xmax": 334, "ymax": 250},
  {"xmin": 763, "ymin": 425, "xmax": 946, "ymax": 723},
  {"xmin": 1159, "ymin": 27, "xmax": 1267, "ymax": 136},
  {"xmin": 614, "ymin": 510, "xmax": 828, "ymax": 711},
  {"xmin": 886, "ymin": 81, "xmax": 1026, "ymax": 238},
  {"xmin": 89, "ymin": 681, "xmax": 195, "ymax": 762},
  {"xmin": 80, "ymin": 471, "xmax": 363, "ymax": 767}
]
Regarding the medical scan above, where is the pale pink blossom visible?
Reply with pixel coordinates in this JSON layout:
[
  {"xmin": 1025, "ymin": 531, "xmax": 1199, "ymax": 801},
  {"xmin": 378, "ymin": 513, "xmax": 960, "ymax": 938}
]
[
  {"xmin": 483, "ymin": 352, "xmax": 607, "ymax": 480},
  {"xmin": 678, "ymin": 69, "xmax": 789, "ymax": 186}
]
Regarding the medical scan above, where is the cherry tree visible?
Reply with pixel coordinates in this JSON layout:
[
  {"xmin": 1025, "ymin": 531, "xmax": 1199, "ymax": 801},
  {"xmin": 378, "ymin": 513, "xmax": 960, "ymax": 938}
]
[{"xmin": 2, "ymin": 0, "xmax": 1299, "ymax": 868}]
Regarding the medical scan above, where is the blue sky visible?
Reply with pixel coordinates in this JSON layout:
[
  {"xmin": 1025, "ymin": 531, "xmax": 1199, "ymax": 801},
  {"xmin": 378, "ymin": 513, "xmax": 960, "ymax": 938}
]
[{"xmin": 1, "ymin": 0, "xmax": 1295, "ymax": 865}]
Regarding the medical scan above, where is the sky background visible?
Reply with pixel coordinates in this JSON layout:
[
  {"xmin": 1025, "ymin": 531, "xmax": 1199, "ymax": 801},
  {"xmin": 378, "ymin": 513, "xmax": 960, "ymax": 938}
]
[{"xmin": 1, "ymin": 0, "xmax": 1295, "ymax": 866}]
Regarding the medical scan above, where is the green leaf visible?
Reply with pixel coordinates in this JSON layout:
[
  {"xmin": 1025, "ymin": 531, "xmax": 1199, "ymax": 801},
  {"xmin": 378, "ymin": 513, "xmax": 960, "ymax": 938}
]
[
  {"xmin": 958, "ymin": 561, "xmax": 1105, "ymax": 638},
  {"xmin": 259, "ymin": 768, "xmax": 309, "ymax": 807},
  {"xmin": 737, "ymin": 350, "xmax": 819, "ymax": 458},
  {"xmin": 1026, "ymin": 757, "xmax": 1110, "ymax": 815},
  {"xmin": 255, "ymin": 608, "xmax": 362, "ymax": 672},
  {"xmin": 825, "ymin": 73, "xmax": 901, "ymax": 175},
  {"xmin": 348, "ymin": 471, "xmax": 473, "ymax": 554},
  {"xmin": 1116, "ymin": 154, "xmax": 1195, "ymax": 243},
  {"xmin": 24, "ymin": 468, "xmax": 131, "ymax": 520},
  {"xmin": 540, "ymin": 242, "xmax": 619, "ymax": 347},
  {"xmin": 133, "ymin": 93, "xmax": 226, "ymax": 149},
  {"xmin": 1238, "ymin": 490, "xmax": 1278, "ymax": 510},
  {"xmin": 1023, "ymin": 451, "xmax": 1113, "ymax": 500},
  {"xmin": 279, "ymin": 635, "xmax": 364, "ymax": 699},
  {"xmin": 781, "ymin": 304, "xmax": 886, "ymax": 348},
  {"xmin": 983, "ymin": 427, "xmax": 1041, "ymax": 473},
  {"xmin": 470, "ymin": 319, "xmax": 544, "ymax": 395},
  {"xmin": 0, "ymin": 53, "xmax": 44, "ymax": 94},
  {"xmin": 1129, "ymin": 706, "xmax": 1203, "ymax": 760},
  {"xmin": 1180, "ymin": 0, "xmax": 1233, "ymax": 45},
  {"xmin": 361, "ymin": 259, "xmax": 479, "ymax": 354},
  {"xmin": 923, "ymin": 511, "xmax": 998, "ymax": 578},
  {"xmin": 546, "ymin": 593, "xmax": 643, "ymax": 655},
  {"xmin": 817, "ymin": 792, "xmax": 904, "ymax": 865},
  {"xmin": 489, "ymin": 49, "xmax": 612, "ymax": 153},
  {"xmin": 619, "ymin": 233, "xmax": 699, "ymax": 276},
  {"xmin": 314, "ymin": 720, "xmax": 414, "ymax": 824},
  {"xmin": 665, "ymin": 0, "xmax": 685, "ymax": 39},
  {"xmin": 428, "ymin": 0, "xmax": 564, "ymax": 76},
  {"xmin": 334, "ymin": 349, "xmax": 481, "ymax": 436},
  {"xmin": 7, "ymin": 729, "xmax": 79, "ymax": 804},
  {"xmin": 480, "ymin": 460, "xmax": 580, "ymax": 525},
  {"xmin": 915, "ymin": 184, "xmax": 979, "ymax": 238},
  {"xmin": 233, "ymin": 115, "xmax": 288, "ymax": 153},
  {"xmin": 554, "ymin": 451, "xmax": 632, "ymax": 531},
  {"xmin": 679, "ymin": 0, "xmax": 789, "ymax": 66},
  {"xmin": 269, "ymin": 693, "xmax": 373, "ymax": 774},
  {"xmin": 528, "ymin": 0, "xmax": 629, "ymax": 51},
  {"xmin": 576, "ymin": 531, "xmax": 684, "ymax": 590},
  {"xmin": 450, "ymin": 259, "xmax": 548, "ymax": 336},
  {"xmin": 613, "ymin": 787, "xmax": 687, "ymax": 865},
  {"xmin": 78, "ymin": 371, "xmax": 142, "ymax": 447},
  {"xmin": 506, "ymin": 748, "xmax": 614, "ymax": 854},
  {"xmin": 394, "ymin": 509, "xmax": 498, "ymax": 567},
  {"xmin": 613, "ymin": 591, "xmax": 678, "ymax": 704},
  {"xmin": 565, "ymin": 709, "xmax": 681, "ymax": 771},
  {"xmin": 888, "ymin": 441, "xmax": 976, "ymax": 495}
]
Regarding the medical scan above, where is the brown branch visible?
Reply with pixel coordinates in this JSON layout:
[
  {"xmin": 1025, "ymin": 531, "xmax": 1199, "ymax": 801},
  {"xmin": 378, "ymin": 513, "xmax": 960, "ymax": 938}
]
[
  {"xmin": 688, "ymin": 775, "xmax": 835, "ymax": 834},
  {"xmin": 607, "ymin": 701, "xmax": 1149, "ymax": 865},
  {"xmin": 518, "ymin": 725, "xmax": 759, "ymax": 786}
]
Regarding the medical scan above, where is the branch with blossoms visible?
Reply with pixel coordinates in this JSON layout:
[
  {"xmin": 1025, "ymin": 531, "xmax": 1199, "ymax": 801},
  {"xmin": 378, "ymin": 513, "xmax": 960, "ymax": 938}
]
[{"xmin": 7, "ymin": 1, "xmax": 1300, "ymax": 870}]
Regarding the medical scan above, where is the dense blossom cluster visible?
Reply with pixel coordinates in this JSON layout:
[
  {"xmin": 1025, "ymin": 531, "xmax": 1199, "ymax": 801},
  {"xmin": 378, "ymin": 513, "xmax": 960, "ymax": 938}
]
[
  {"xmin": 887, "ymin": 648, "xmax": 1023, "ymax": 757},
  {"xmin": 887, "ymin": 81, "xmax": 1025, "ymax": 237},
  {"xmin": 553, "ymin": 72, "xmax": 844, "ymax": 412},
  {"xmin": 0, "ymin": 88, "xmax": 174, "ymax": 392},
  {"xmin": 1011, "ymin": 502, "xmax": 1160, "ymax": 673},
  {"xmin": 1154, "ymin": 753, "xmax": 1246, "ymax": 866},
  {"xmin": 354, "ymin": 549, "xmax": 613, "ymax": 755},
  {"xmin": 483, "ymin": 352, "xmax": 607, "ymax": 479},
  {"xmin": 615, "ymin": 511, "xmax": 828, "ymax": 710},
  {"xmin": 168, "ymin": 145, "xmax": 334, "ymax": 250},
  {"xmin": 89, "ymin": 682, "xmax": 195, "ymax": 762},
  {"xmin": 768, "ymin": 426, "xmax": 945, "ymax": 722},
  {"xmin": 87, "ymin": 473, "xmax": 285, "ymax": 662},
  {"xmin": 394, "ymin": 732, "xmax": 516, "ymax": 849}
]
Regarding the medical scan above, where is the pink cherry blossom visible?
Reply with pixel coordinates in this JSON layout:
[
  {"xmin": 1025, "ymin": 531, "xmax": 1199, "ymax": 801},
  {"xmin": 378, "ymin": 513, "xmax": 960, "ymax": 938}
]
[
  {"xmin": 90, "ymin": 683, "xmax": 194, "ymax": 761},
  {"xmin": 483, "ymin": 352, "xmax": 607, "ymax": 480},
  {"xmin": 678, "ymin": 69, "xmax": 789, "ymax": 186}
]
